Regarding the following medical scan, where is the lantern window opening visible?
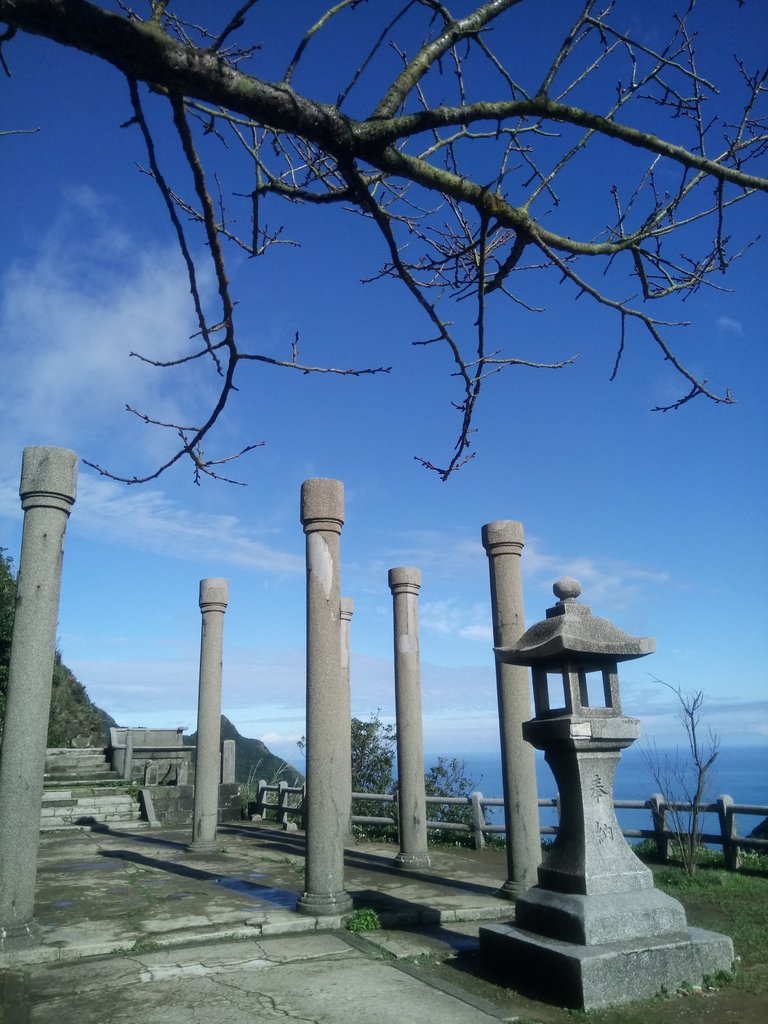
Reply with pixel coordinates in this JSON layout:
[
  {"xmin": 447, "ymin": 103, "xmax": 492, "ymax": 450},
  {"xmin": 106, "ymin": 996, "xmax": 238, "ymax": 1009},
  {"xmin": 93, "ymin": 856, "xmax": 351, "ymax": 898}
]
[
  {"xmin": 532, "ymin": 668, "xmax": 573, "ymax": 718},
  {"xmin": 579, "ymin": 669, "xmax": 612, "ymax": 710}
]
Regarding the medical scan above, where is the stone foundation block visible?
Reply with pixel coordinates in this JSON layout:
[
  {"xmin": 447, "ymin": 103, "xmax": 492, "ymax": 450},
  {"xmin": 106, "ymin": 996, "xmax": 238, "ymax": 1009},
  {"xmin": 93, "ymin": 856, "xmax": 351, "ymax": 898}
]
[
  {"xmin": 479, "ymin": 921, "xmax": 734, "ymax": 1010},
  {"xmin": 514, "ymin": 884, "xmax": 688, "ymax": 945}
]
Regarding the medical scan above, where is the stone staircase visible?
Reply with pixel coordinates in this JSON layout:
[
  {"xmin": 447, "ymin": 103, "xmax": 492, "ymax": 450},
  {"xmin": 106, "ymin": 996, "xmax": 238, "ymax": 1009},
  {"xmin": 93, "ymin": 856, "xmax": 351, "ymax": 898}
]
[{"xmin": 41, "ymin": 747, "xmax": 145, "ymax": 830}]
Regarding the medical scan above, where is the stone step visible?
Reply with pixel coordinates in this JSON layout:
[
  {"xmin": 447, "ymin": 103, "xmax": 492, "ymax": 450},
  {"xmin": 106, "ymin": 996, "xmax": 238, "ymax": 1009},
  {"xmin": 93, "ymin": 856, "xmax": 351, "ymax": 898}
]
[
  {"xmin": 39, "ymin": 820, "xmax": 151, "ymax": 833},
  {"xmin": 41, "ymin": 805, "xmax": 139, "ymax": 820},
  {"xmin": 44, "ymin": 748, "xmax": 122, "ymax": 792},
  {"xmin": 45, "ymin": 749, "xmax": 110, "ymax": 769},
  {"xmin": 45, "ymin": 749, "xmax": 109, "ymax": 757},
  {"xmin": 45, "ymin": 775, "xmax": 121, "ymax": 790},
  {"xmin": 44, "ymin": 765, "xmax": 116, "ymax": 779},
  {"xmin": 45, "ymin": 762, "xmax": 114, "ymax": 772},
  {"xmin": 40, "ymin": 792, "xmax": 143, "ymax": 830},
  {"xmin": 43, "ymin": 785, "xmax": 133, "ymax": 798},
  {"xmin": 40, "ymin": 755, "xmax": 143, "ymax": 828},
  {"xmin": 40, "ymin": 803, "xmax": 140, "ymax": 812}
]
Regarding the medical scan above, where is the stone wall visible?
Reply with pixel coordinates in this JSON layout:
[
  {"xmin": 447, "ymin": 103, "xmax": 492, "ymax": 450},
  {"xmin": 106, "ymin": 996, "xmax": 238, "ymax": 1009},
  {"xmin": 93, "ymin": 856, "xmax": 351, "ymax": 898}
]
[{"xmin": 141, "ymin": 783, "xmax": 241, "ymax": 826}]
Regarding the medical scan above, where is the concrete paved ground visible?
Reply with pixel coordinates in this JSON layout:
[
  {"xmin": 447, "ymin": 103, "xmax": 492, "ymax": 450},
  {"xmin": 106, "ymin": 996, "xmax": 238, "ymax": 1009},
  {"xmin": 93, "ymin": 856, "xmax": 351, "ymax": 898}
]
[
  {"xmin": 0, "ymin": 822, "xmax": 529, "ymax": 1023},
  {"xmin": 2, "ymin": 933, "xmax": 512, "ymax": 1024}
]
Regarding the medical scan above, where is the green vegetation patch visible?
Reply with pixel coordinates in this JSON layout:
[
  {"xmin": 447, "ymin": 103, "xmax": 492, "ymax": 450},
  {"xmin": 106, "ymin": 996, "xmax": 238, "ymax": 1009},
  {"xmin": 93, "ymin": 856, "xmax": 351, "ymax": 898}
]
[{"xmin": 345, "ymin": 907, "xmax": 382, "ymax": 933}]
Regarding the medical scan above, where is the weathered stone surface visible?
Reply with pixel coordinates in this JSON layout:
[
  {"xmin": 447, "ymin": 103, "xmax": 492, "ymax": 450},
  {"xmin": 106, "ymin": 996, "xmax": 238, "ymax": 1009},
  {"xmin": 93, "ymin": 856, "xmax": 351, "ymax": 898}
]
[
  {"xmin": 513, "ymin": 885, "xmax": 688, "ymax": 945},
  {"xmin": 480, "ymin": 922, "xmax": 734, "ymax": 1010},
  {"xmin": 389, "ymin": 567, "xmax": 430, "ymax": 870},
  {"xmin": 0, "ymin": 447, "xmax": 78, "ymax": 950},
  {"xmin": 339, "ymin": 597, "xmax": 354, "ymax": 845},
  {"xmin": 481, "ymin": 578, "xmax": 734, "ymax": 1009},
  {"xmin": 481, "ymin": 519, "xmax": 540, "ymax": 897},
  {"xmin": 188, "ymin": 578, "xmax": 229, "ymax": 853},
  {"xmin": 221, "ymin": 739, "xmax": 236, "ymax": 785},
  {"xmin": 297, "ymin": 479, "xmax": 352, "ymax": 916}
]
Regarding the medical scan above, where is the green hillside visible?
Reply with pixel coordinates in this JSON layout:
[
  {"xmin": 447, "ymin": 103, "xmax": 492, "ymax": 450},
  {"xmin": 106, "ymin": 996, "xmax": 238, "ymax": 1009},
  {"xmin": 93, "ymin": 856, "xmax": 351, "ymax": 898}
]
[
  {"xmin": 47, "ymin": 654, "xmax": 115, "ymax": 747},
  {"xmin": 1, "ymin": 547, "xmax": 110, "ymax": 747},
  {"xmin": 1, "ymin": 548, "xmax": 295, "ymax": 775},
  {"xmin": 185, "ymin": 715, "xmax": 303, "ymax": 785}
]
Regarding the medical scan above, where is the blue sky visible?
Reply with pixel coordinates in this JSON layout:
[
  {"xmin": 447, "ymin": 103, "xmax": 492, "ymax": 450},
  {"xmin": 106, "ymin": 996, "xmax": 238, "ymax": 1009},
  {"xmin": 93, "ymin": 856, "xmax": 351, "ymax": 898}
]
[{"xmin": 1, "ymin": 2, "xmax": 766, "ymax": 769}]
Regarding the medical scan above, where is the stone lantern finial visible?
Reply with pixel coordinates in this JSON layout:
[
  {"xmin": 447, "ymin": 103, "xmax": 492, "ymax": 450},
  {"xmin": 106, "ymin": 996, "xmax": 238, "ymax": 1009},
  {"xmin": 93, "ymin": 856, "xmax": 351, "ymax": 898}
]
[{"xmin": 553, "ymin": 576, "xmax": 581, "ymax": 602}]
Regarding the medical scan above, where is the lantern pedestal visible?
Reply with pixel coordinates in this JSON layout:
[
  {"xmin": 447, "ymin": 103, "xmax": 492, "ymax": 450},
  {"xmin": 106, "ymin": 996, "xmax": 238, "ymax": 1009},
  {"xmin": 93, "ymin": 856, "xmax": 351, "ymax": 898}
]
[{"xmin": 480, "ymin": 922, "xmax": 735, "ymax": 1011}]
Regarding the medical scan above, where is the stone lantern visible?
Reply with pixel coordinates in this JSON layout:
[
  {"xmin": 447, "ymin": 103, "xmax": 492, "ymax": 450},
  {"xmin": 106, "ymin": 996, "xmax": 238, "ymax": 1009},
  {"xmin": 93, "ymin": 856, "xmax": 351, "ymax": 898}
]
[{"xmin": 479, "ymin": 578, "xmax": 734, "ymax": 1010}]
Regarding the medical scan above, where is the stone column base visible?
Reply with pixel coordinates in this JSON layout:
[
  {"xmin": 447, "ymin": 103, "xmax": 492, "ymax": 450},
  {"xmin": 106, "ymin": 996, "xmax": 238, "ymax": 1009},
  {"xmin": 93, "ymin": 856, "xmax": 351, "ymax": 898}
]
[
  {"xmin": 186, "ymin": 840, "xmax": 218, "ymax": 854},
  {"xmin": 395, "ymin": 851, "xmax": 431, "ymax": 869},
  {"xmin": 479, "ymin": 922, "xmax": 734, "ymax": 1011},
  {"xmin": 296, "ymin": 890, "xmax": 353, "ymax": 916},
  {"xmin": 0, "ymin": 919, "xmax": 42, "ymax": 952},
  {"xmin": 495, "ymin": 878, "xmax": 527, "ymax": 900}
]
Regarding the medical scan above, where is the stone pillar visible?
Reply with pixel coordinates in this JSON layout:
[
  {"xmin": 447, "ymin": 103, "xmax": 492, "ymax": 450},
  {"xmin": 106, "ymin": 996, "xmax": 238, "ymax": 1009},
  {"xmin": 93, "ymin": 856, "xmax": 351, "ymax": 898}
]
[
  {"xmin": 0, "ymin": 446, "xmax": 78, "ymax": 950},
  {"xmin": 122, "ymin": 729, "xmax": 134, "ymax": 781},
  {"xmin": 389, "ymin": 567, "xmax": 431, "ymax": 869},
  {"xmin": 296, "ymin": 479, "xmax": 352, "ymax": 916},
  {"xmin": 188, "ymin": 578, "xmax": 228, "ymax": 852},
  {"xmin": 481, "ymin": 520, "xmax": 540, "ymax": 897},
  {"xmin": 222, "ymin": 739, "xmax": 236, "ymax": 785},
  {"xmin": 340, "ymin": 597, "xmax": 355, "ymax": 846}
]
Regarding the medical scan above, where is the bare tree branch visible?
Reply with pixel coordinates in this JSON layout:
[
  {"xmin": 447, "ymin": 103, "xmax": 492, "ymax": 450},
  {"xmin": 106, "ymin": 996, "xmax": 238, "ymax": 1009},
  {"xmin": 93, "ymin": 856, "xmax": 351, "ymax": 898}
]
[{"xmin": 1, "ymin": 0, "xmax": 765, "ymax": 482}]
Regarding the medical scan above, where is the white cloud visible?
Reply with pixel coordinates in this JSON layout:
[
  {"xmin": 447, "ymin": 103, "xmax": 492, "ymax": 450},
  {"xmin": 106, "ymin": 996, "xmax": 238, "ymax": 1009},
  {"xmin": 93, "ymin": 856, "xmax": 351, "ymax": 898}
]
[
  {"xmin": 0, "ymin": 466, "xmax": 302, "ymax": 572},
  {"xmin": 362, "ymin": 528, "xmax": 670, "ymax": 644},
  {"xmin": 74, "ymin": 475, "xmax": 303, "ymax": 572},
  {"xmin": 518, "ymin": 539, "xmax": 670, "ymax": 611},
  {"xmin": 68, "ymin": 643, "xmax": 308, "ymax": 730},
  {"xmin": 420, "ymin": 599, "xmax": 493, "ymax": 642},
  {"xmin": 716, "ymin": 316, "xmax": 743, "ymax": 334},
  {"xmin": 369, "ymin": 531, "xmax": 488, "ymax": 581},
  {"xmin": 0, "ymin": 193, "xmax": 214, "ymax": 471}
]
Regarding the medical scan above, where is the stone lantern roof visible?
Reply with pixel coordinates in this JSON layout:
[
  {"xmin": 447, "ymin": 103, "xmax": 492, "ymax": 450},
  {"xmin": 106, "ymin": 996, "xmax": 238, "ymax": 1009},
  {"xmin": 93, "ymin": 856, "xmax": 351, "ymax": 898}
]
[{"xmin": 496, "ymin": 577, "xmax": 655, "ymax": 669}]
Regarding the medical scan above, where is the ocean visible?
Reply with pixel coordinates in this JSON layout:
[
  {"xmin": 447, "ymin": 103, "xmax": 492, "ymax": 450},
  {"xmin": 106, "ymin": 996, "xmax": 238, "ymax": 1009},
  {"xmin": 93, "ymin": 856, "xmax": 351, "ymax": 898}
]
[{"xmin": 424, "ymin": 743, "xmax": 768, "ymax": 836}]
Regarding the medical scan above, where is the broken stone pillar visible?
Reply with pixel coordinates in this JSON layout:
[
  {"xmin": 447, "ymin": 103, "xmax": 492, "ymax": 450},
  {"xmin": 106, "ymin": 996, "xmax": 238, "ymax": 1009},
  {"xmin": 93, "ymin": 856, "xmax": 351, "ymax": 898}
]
[
  {"xmin": 340, "ymin": 597, "xmax": 355, "ymax": 846},
  {"xmin": 188, "ymin": 578, "xmax": 228, "ymax": 853},
  {"xmin": 0, "ymin": 446, "xmax": 78, "ymax": 950},
  {"xmin": 482, "ymin": 520, "xmax": 540, "ymax": 897},
  {"xmin": 122, "ymin": 728, "xmax": 134, "ymax": 781},
  {"xmin": 222, "ymin": 739, "xmax": 236, "ymax": 785},
  {"xmin": 297, "ymin": 479, "xmax": 352, "ymax": 916},
  {"xmin": 389, "ymin": 567, "xmax": 431, "ymax": 869}
]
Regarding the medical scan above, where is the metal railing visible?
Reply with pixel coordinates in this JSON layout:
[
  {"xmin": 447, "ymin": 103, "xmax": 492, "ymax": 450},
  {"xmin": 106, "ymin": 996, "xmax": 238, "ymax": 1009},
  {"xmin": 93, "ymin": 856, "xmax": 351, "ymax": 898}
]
[{"xmin": 248, "ymin": 783, "xmax": 767, "ymax": 870}]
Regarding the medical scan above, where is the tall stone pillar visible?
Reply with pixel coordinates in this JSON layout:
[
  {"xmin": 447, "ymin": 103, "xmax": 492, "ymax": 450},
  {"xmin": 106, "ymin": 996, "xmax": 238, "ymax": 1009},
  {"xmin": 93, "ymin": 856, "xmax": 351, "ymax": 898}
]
[
  {"xmin": 297, "ymin": 479, "xmax": 352, "ymax": 916},
  {"xmin": 0, "ymin": 446, "xmax": 78, "ymax": 950},
  {"xmin": 389, "ymin": 567, "xmax": 431, "ymax": 869},
  {"xmin": 481, "ymin": 520, "xmax": 540, "ymax": 897},
  {"xmin": 188, "ymin": 578, "xmax": 228, "ymax": 853},
  {"xmin": 340, "ymin": 597, "xmax": 355, "ymax": 846}
]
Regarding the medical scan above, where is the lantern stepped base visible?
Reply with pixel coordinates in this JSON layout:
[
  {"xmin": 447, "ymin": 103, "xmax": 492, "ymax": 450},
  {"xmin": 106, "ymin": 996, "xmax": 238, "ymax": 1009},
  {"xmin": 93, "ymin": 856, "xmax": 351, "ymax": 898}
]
[
  {"xmin": 479, "ymin": 921, "xmax": 734, "ymax": 1011},
  {"xmin": 514, "ymin": 884, "xmax": 688, "ymax": 945}
]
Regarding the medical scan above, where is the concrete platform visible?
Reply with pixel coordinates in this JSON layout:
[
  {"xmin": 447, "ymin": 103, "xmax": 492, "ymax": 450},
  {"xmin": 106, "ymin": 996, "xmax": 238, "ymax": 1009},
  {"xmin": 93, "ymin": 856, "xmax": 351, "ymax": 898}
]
[{"xmin": 0, "ymin": 822, "xmax": 519, "ymax": 1023}]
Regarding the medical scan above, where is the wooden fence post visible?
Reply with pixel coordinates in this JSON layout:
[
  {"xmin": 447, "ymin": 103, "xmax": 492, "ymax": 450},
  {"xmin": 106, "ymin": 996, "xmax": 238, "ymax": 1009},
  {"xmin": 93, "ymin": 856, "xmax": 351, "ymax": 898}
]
[
  {"xmin": 277, "ymin": 780, "xmax": 288, "ymax": 827},
  {"xmin": 254, "ymin": 779, "xmax": 268, "ymax": 820},
  {"xmin": 649, "ymin": 793, "xmax": 669, "ymax": 862},
  {"xmin": 471, "ymin": 791, "xmax": 486, "ymax": 850},
  {"xmin": 717, "ymin": 795, "xmax": 741, "ymax": 871}
]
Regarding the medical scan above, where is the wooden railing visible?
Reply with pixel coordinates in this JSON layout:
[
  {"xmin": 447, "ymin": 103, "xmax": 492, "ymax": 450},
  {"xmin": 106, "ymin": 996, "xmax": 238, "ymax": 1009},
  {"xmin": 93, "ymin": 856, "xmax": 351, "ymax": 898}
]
[{"xmin": 248, "ymin": 782, "xmax": 767, "ymax": 870}]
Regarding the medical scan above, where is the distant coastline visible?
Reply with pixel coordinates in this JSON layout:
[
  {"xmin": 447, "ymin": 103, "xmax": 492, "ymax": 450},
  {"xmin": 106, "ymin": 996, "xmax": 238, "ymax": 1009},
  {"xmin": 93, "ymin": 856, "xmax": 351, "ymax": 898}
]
[{"xmin": 423, "ymin": 743, "xmax": 767, "ymax": 831}]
